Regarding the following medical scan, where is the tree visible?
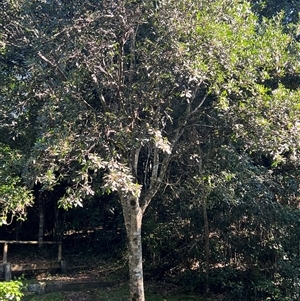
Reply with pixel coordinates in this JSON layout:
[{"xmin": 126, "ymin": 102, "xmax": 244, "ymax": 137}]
[
  {"xmin": 252, "ymin": 0, "xmax": 300, "ymax": 24},
  {"xmin": 0, "ymin": 143, "xmax": 33, "ymax": 225},
  {"xmin": 1, "ymin": 0, "xmax": 300, "ymax": 300}
]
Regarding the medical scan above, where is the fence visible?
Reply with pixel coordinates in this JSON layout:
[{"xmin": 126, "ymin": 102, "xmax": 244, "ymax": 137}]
[{"xmin": 0, "ymin": 240, "xmax": 66, "ymax": 281}]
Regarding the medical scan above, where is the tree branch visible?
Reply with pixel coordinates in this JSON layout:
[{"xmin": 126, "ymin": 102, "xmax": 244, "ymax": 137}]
[{"xmin": 37, "ymin": 51, "xmax": 67, "ymax": 81}]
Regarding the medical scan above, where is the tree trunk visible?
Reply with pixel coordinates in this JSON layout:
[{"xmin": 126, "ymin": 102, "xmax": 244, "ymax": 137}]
[
  {"xmin": 15, "ymin": 220, "xmax": 20, "ymax": 241},
  {"xmin": 121, "ymin": 195, "xmax": 145, "ymax": 301},
  {"xmin": 38, "ymin": 195, "xmax": 44, "ymax": 249},
  {"xmin": 192, "ymin": 126, "xmax": 210, "ymax": 294},
  {"xmin": 128, "ymin": 207, "xmax": 144, "ymax": 301},
  {"xmin": 202, "ymin": 197, "xmax": 210, "ymax": 294}
]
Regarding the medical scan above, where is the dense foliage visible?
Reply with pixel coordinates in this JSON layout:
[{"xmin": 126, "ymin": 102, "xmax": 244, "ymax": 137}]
[
  {"xmin": 0, "ymin": 0, "xmax": 300, "ymax": 300},
  {"xmin": 0, "ymin": 281, "xmax": 24, "ymax": 301}
]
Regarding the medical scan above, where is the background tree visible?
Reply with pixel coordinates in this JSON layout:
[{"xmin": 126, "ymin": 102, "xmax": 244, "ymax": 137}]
[
  {"xmin": 0, "ymin": 144, "xmax": 33, "ymax": 224},
  {"xmin": 252, "ymin": 0, "xmax": 300, "ymax": 24}
]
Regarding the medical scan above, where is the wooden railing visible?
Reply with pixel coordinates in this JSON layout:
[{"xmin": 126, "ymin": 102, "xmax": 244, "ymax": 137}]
[
  {"xmin": 0, "ymin": 240, "xmax": 65, "ymax": 281},
  {"xmin": 0, "ymin": 240, "xmax": 62, "ymax": 263}
]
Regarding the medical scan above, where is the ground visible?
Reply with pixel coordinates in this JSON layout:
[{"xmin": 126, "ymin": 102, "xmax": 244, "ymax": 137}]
[{"xmin": 6, "ymin": 251, "xmax": 219, "ymax": 301}]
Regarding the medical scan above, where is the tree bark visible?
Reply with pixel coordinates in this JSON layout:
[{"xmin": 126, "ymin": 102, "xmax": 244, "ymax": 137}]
[
  {"xmin": 38, "ymin": 195, "xmax": 44, "ymax": 249},
  {"xmin": 202, "ymin": 197, "xmax": 210, "ymax": 294},
  {"xmin": 192, "ymin": 126, "xmax": 210, "ymax": 294},
  {"xmin": 15, "ymin": 220, "xmax": 20, "ymax": 241},
  {"xmin": 121, "ymin": 195, "xmax": 145, "ymax": 301}
]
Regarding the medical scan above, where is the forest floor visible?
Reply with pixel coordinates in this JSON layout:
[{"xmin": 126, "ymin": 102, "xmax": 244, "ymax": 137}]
[{"xmin": 7, "ymin": 252, "xmax": 221, "ymax": 301}]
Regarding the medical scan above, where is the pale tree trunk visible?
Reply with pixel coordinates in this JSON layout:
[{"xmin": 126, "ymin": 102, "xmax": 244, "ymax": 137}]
[{"xmin": 121, "ymin": 195, "xmax": 145, "ymax": 301}]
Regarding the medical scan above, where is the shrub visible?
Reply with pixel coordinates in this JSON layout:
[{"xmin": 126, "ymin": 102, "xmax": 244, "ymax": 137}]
[{"xmin": 0, "ymin": 281, "xmax": 24, "ymax": 301}]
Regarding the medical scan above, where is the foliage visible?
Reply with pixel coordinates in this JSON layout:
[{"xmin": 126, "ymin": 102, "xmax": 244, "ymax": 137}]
[
  {"xmin": 0, "ymin": 144, "xmax": 33, "ymax": 225},
  {"xmin": 0, "ymin": 281, "xmax": 24, "ymax": 301},
  {"xmin": 252, "ymin": 0, "xmax": 300, "ymax": 24}
]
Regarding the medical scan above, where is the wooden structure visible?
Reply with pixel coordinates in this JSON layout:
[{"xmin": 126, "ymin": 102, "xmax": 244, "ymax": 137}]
[{"xmin": 0, "ymin": 240, "xmax": 66, "ymax": 281}]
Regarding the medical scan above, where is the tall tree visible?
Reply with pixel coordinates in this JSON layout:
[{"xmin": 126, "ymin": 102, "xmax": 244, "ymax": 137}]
[{"xmin": 1, "ymin": 0, "xmax": 300, "ymax": 300}]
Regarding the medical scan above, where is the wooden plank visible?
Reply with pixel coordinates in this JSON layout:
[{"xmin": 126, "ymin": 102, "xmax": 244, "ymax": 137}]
[
  {"xmin": 11, "ymin": 262, "xmax": 61, "ymax": 272},
  {"xmin": 0, "ymin": 240, "xmax": 61, "ymax": 245}
]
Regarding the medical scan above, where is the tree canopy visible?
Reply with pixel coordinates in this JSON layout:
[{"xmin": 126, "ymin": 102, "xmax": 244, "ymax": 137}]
[{"xmin": 0, "ymin": 0, "xmax": 300, "ymax": 300}]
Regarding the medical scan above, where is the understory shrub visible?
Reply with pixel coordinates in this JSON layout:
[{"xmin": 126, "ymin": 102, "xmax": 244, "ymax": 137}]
[{"xmin": 0, "ymin": 281, "xmax": 24, "ymax": 301}]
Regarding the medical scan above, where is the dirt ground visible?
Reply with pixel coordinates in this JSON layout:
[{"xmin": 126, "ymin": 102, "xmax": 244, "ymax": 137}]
[
  {"xmin": 8, "ymin": 252, "xmax": 201, "ymax": 301},
  {"xmin": 9, "ymin": 253, "xmax": 124, "ymax": 300}
]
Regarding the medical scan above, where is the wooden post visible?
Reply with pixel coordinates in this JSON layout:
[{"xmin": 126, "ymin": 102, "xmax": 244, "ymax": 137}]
[
  {"xmin": 4, "ymin": 263, "xmax": 11, "ymax": 281},
  {"xmin": 60, "ymin": 261, "xmax": 67, "ymax": 274},
  {"xmin": 58, "ymin": 243, "xmax": 62, "ymax": 262},
  {"xmin": 3, "ymin": 243, "xmax": 8, "ymax": 263}
]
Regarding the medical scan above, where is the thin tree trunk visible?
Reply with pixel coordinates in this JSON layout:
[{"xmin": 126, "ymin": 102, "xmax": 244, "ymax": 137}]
[
  {"xmin": 15, "ymin": 220, "xmax": 20, "ymax": 241},
  {"xmin": 38, "ymin": 195, "xmax": 44, "ymax": 249},
  {"xmin": 192, "ymin": 126, "xmax": 210, "ymax": 294},
  {"xmin": 202, "ymin": 197, "xmax": 210, "ymax": 294}
]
